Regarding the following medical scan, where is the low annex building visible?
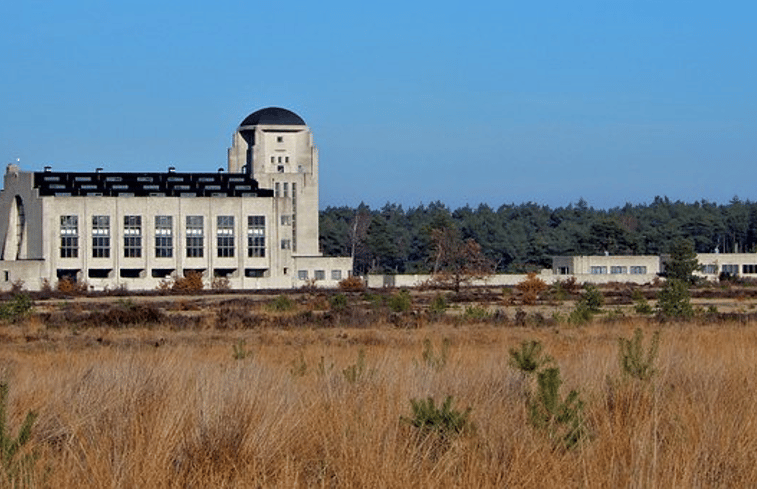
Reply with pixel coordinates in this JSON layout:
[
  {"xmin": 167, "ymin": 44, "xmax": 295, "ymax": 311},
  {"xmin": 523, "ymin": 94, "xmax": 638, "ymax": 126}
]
[{"xmin": 0, "ymin": 107, "xmax": 352, "ymax": 291}]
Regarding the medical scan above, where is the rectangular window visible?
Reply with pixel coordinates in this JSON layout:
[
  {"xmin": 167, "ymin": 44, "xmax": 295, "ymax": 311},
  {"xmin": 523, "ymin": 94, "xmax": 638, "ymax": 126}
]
[
  {"xmin": 314, "ymin": 270, "xmax": 325, "ymax": 280},
  {"xmin": 247, "ymin": 216, "xmax": 266, "ymax": 257},
  {"xmin": 281, "ymin": 215, "xmax": 291, "ymax": 226},
  {"xmin": 123, "ymin": 216, "xmax": 142, "ymax": 258},
  {"xmin": 91, "ymin": 216, "xmax": 110, "ymax": 258},
  {"xmin": 277, "ymin": 136, "xmax": 284, "ymax": 143},
  {"xmin": 275, "ymin": 182, "xmax": 280, "ymax": 197},
  {"xmin": 630, "ymin": 266, "xmax": 648, "ymax": 274},
  {"xmin": 281, "ymin": 239, "xmax": 291, "ymax": 250},
  {"xmin": 217, "ymin": 216, "xmax": 235, "ymax": 257},
  {"xmin": 186, "ymin": 216, "xmax": 204, "ymax": 257},
  {"xmin": 60, "ymin": 215, "xmax": 79, "ymax": 258},
  {"xmin": 702, "ymin": 264, "xmax": 718, "ymax": 274},
  {"xmin": 331, "ymin": 270, "xmax": 342, "ymax": 281},
  {"xmin": 743, "ymin": 264, "xmax": 757, "ymax": 274},
  {"xmin": 590, "ymin": 266, "xmax": 607, "ymax": 274},
  {"xmin": 722, "ymin": 264, "xmax": 739, "ymax": 275},
  {"xmin": 610, "ymin": 266, "xmax": 627, "ymax": 274},
  {"xmin": 155, "ymin": 216, "xmax": 173, "ymax": 258},
  {"xmin": 283, "ymin": 182, "xmax": 288, "ymax": 198},
  {"xmin": 298, "ymin": 270, "xmax": 308, "ymax": 280}
]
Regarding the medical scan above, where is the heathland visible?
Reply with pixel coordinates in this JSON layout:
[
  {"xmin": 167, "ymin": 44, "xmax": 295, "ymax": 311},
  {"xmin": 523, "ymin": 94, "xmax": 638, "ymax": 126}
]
[{"xmin": 1, "ymin": 281, "xmax": 757, "ymax": 487}]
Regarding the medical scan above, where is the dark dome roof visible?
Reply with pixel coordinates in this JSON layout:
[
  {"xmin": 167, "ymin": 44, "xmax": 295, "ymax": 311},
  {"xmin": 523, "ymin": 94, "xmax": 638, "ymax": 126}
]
[{"xmin": 240, "ymin": 107, "xmax": 306, "ymax": 126}]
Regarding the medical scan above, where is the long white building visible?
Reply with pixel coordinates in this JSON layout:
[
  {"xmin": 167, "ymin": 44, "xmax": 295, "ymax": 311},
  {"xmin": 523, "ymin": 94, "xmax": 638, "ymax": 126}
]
[{"xmin": 0, "ymin": 107, "xmax": 352, "ymax": 292}]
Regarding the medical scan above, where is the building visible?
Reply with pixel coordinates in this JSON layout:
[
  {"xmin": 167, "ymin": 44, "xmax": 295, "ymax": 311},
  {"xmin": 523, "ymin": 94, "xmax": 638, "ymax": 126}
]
[
  {"xmin": 0, "ymin": 107, "xmax": 352, "ymax": 292},
  {"xmin": 552, "ymin": 254, "xmax": 660, "ymax": 283}
]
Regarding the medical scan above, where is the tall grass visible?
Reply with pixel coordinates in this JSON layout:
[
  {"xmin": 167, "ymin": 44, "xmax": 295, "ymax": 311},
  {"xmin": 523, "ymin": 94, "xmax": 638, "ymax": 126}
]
[{"xmin": 1, "ymin": 320, "xmax": 757, "ymax": 487}]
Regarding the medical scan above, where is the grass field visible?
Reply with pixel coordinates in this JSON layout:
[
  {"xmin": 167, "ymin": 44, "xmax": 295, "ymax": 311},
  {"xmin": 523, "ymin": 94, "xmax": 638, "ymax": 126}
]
[{"xmin": 1, "ymin": 289, "xmax": 757, "ymax": 487}]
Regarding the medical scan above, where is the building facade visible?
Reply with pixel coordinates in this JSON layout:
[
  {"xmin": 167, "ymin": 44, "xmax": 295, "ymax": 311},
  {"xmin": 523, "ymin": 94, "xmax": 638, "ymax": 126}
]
[{"xmin": 0, "ymin": 107, "xmax": 352, "ymax": 292}]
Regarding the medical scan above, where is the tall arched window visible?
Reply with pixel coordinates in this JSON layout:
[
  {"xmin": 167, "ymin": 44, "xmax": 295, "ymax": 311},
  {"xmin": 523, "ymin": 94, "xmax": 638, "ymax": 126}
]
[{"xmin": 14, "ymin": 196, "xmax": 25, "ymax": 259}]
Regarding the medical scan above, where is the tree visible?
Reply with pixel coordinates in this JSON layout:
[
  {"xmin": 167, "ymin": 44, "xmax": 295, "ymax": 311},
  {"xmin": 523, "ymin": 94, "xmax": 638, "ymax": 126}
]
[
  {"xmin": 428, "ymin": 226, "xmax": 494, "ymax": 292},
  {"xmin": 665, "ymin": 238, "xmax": 699, "ymax": 284}
]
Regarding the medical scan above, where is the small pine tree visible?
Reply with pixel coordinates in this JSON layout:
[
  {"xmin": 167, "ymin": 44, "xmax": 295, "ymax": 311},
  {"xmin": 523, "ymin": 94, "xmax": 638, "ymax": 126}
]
[
  {"xmin": 657, "ymin": 279, "xmax": 693, "ymax": 319},
  {"xmin": 527, "ymin": 368, "xmax": 586, "ymax": 450},
  {"xmin": 618, "ymin": 329, "xmax": 660, "ymax": 381},
  {"xmin": 508, "ymin": 340, "xmax": 553, "ymax": 374}
]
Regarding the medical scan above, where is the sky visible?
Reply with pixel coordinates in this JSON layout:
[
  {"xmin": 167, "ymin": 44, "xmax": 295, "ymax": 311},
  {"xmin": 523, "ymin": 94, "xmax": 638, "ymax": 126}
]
[{"xmin": 1, "ymin": 1, "xmax": 755, "ymax": 211}]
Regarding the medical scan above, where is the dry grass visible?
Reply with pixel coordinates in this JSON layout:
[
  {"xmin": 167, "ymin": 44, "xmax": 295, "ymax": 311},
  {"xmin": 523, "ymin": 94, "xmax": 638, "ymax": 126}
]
[{"xmin": 1, "ymin": 317, "xmax": 757, "ymax": 487}]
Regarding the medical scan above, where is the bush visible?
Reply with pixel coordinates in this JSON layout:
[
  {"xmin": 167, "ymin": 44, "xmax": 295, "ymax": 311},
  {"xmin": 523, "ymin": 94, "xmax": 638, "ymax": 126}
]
[
  {"xmin": 401, "ymin": 396, "xmax": 473, "ymax": 440},
  {"xmin": 330, "ymin": 293, "xmax": 348, "ymax": 312},
  {"xmin": 388, "ymin": 289, "xmax": 412, "ymax": 313},
  {"xmin": 339, "ymin": 276, "xmax": 365, "ymax": 292},
  {"xmin": 618, "ymin": 329, "xmax": 660, "ymax": 381},
  {"xmin": 516, "ymin": 273, "xmax": 548, "ymax": 305},
  {"xmin": 57, "ymin": 277, "xmax": 88, "ymax": 295},
  {"xmin": 211, "ymin": 276, "xmax": 231, "ymax": 290},
  {"xmin": 463, "ymin": 305, "xmax": 490, "ymax": 321},
  {"xmin": 527, "ymin": 367, "xmax": 586, "ymax": 450},
  {"xmin": 581, "ymin": 284, "xmax": 604, "ymax": 313},
  {"xmin": 428, "ymin": 294, "xmax": 448, "ymax": 316},
  {"xmin": 268, "ymin": 295, "xmax": 295, "ymax": 312},
  {"xmin": 172, "ymin": 271, "xmax": 205, "ymax": 292},
  {"xmin": 0, "ymin": 294, "xmax": 33, "ymax": 322},
  {"xmin": 657, "ymin": 279, "xmax": 693, "ymax": 319},
  {"xmin": 509, "ymin": 340, "xmax": 553, "ymax": 374},
  {"xmin": 0, "ymin": 382, "xmax": 38, "ymax": 486}
]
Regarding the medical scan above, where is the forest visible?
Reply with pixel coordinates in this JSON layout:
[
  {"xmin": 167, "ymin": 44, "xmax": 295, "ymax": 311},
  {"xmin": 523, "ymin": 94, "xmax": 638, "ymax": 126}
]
[{"xmin": 319, "ymin": 196, "xmax": 757, "ymax": 274}]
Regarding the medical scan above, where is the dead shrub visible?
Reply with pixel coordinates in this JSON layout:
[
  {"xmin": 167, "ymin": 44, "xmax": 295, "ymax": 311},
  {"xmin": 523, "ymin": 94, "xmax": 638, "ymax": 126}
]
[
  {"xmin": 57, "ymin": 277, "xmax": 88, "ymax": 296},
  {"xmin": 159, "ymin": 271, "xmax": 205, "ymax": 293},
  {"xmin": 339, "ymin": 276, "xmax": 365, "ymax": 292},
  {"xmin": 515, "ymin": 272, "xmax": 548, "ymax": 305}
]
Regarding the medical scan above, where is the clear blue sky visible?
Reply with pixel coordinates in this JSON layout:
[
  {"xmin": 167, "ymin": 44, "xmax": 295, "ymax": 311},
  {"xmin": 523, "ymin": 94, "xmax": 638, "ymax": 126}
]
[{"xmin": 2, "ymin": 1, "xmax": 755, "ymax": 210}]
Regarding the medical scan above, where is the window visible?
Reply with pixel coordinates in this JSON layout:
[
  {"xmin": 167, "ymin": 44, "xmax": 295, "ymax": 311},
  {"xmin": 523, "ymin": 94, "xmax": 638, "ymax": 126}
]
[
  {"xmin": 4, "ymin": 271, "xmax": 10, "ymax": 282},
  {"xmin": 557, "ymin": 267, "xmax": 570, "ymax": 275},
  {"xmin": 283, "ymin": 182, "xmax": 288, "ymax": 198},
  {"xmin": 123, "ymin": 216, "xmax": 142, "ymax": 258},
  {"xmin": 281, "ymin": 239, "xmax": 291, "ymax": 250},
  {"xmin": 186, "ymin": 216, "xmax": 204, "ymax": 257},
  {"xmin": 275, "ymin": 182, "xmax": 280, "ymax": 196},
  {"xmin": 217, "ymin": 216, "xmax": 235, "ymax": 257},
  {"xmin": 610, "ymin": 266, "xmax": 627, "ymax": 274},
  {"xmin": 155, "ymin": 216, "xmax": 173, "ymax": 258},
  {"xmin": 590, "ymin": 266, "xmax": 607, "ymax": 274},
  {"xmin": 278, "ymin": 165, "xmax": 284, "ymax": 173},
  {"xmin": 702, "ymin": 264, "xmax": 718, "ymax": 274},
  {"xmin": 630, "ymin": 266, "xmax": 647, "ymax": 274},
  {"xmin": 722, "ymin": 264, "xmax": 738, "ymax": 275},
  {"xmin": 277, "ymin": 136, "xmax": 283, "ymax": 143},
  {"xmin": 281, "ymin": 215, "xmax": 291, "ymax": 226},
  {"xmin": 314, "ymin": 270, "xmax": 325, "ymax": 280},
  {"xmin": 247, "ymin": 216, "xmax": 265, "ymax": 257},
  {"xmin": 743, "ymin": 264, "xmax": 757, "ymax": 274},
  {"xmin": 60, "ymin": 216, "xmax": 79, "ymax": 258},
  {"xmin": 331, "ymin": 270, "xmax": 342, "ymax": 281},
  {"xmin": 298, "ymin": 270, "xmax": 308, "ymax": 280},
  {"xmin": 92, "ymin": 216, "xmax": 110, "ymax": 258},
  {"xmin": 271, "ymin": 156, "xmax": 275, "ymax": 164}
]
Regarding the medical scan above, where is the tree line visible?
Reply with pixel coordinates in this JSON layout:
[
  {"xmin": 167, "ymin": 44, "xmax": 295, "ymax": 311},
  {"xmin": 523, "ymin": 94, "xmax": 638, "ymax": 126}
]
[{"xmin": 319, "ymin": 196, "xmax": 757, "ymax": 275}]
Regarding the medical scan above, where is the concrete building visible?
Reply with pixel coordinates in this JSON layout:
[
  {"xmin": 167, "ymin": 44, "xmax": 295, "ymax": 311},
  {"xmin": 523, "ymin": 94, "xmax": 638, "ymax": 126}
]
[{"xmin": 0, "ymin": 107, "xmax": 352, "ymax": 292}]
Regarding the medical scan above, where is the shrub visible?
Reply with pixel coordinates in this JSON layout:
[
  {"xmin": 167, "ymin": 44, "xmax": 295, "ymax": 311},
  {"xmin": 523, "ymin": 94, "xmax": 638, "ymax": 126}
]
[
  {"xmin": 401, "ymin": 396, "xmax": 473, "ymax": 440},
  {"xmin": 0, "ymin": 382, "xmax": 38, "ymax": 486},
  {"xmin": 268, "ymin": 295, "xmax": 295, "ymax": 312},
  {"xmin": 581, "ymin": 284, "xmax": 604, "ymax": 313},
  {"xmin": 211, "ymin": 276, "xmax": 231, "ymax": 290},
  {"xmin": 618, "ymin": 329, "xmax": 660, "ymax": 381},
  {"xmin": 232, "ymin": 340, "xmax": 251, "ymax": 360},
  {"xmin": 342, "ymin": 349, "xmax": 369, "ymax": 383},
  {"xmin": 527, "ymin": 367, "xmax": 586, "ymax": 450},
  {"xmin": 329, "ymin": 293, "xmax": 348, "ymax": 312},
  {"xmin": 388, "ymin": 289, "xmax": 412, "ymax": 313},
  {"xmin": 421, "ymin": 338, "xmax": 450, "ymax": 371},
  {"xmin": 463, "ymin": 305, "xmax": 490, "ymax": 321},
  {"xmin": 57, "ymin": 276, "xmax": 88, "ymax": 295},
  {"xmin": 657, "ymin": 278, "xmax": 693, "ymax": 319},
  {"xmin": 568, "ymin": 302, "xmax": 593, "ymax": 325},
  {"xmin": 339, "ymin": 275, "xmax": 365, "ymax": 292},
  {"xmin": 172, "ymin": 271, "xmax": 205, "ymax": 293},
  {"xmin": 509, "ymin": 340, "xmax": 553, "ymax": 374},
  {"xmin": 0, "ymin": 294, "xmax": 33, "ymax": 322},
  {"xmin": 516, "ymin": 273, "xmax": 548, "ymax": 305},
  {"xmin": 428, "ymin": 294, "xmax": 448, "ymax": 316}
]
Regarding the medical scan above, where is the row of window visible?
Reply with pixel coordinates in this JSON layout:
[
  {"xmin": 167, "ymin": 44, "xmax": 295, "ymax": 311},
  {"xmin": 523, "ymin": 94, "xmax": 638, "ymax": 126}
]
[
  {"xmin": 60, "ymin": 215, "xmax": 270, "ymax": 260},
  {"xmin": 590, "ymin": 266, "xmax": 648, "ymax": 275},
  {"xmin": 711, "ymin": 264, "xmax": 757, "ymax": 275},
  {"xmin": 298, "ymin": 270, "xmax": 343, "ymax": 281},
  {"xmin": 274, "ymin": 181, "xmax": 296, "ymax": 198}
]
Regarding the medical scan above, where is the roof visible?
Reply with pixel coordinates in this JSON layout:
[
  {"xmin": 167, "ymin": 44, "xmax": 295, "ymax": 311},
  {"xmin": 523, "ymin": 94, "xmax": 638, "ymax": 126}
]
[{"xmin": 239, "ymin": 107, "xmax": 306, "ymax": 127}]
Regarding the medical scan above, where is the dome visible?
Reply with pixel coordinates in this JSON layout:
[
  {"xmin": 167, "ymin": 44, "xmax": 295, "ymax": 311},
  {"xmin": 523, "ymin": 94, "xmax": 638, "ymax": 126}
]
[{"xmin": 239, "ymin": 107, "xmax": 306, "ymax": 127}]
